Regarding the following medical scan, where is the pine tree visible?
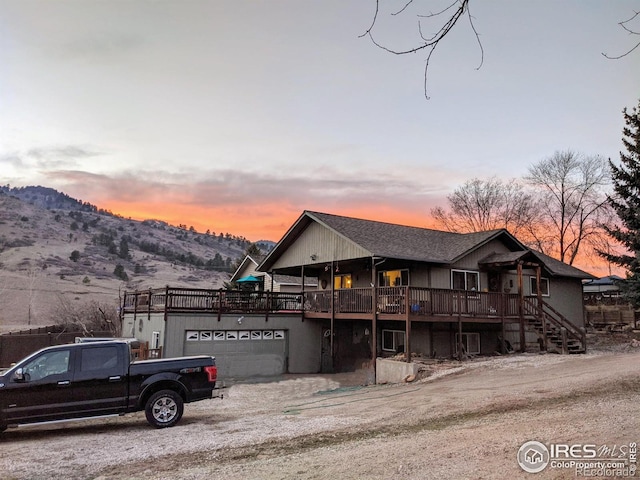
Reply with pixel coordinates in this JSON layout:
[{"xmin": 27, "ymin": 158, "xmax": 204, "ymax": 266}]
[{"xmin": 602, "ymin": 99, "xmax": 640, "ymax": 307}]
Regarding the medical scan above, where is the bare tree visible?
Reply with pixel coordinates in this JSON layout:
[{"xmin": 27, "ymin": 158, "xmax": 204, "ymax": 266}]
[
  {"xmin": 431, "ymin": 177, "xmax": 540, "ymax": 239},
  {"xmin": 361, "ymin": 0, "xmax": 482, "ymax": 99},
  {"xmin": 53, "ymin": 296, "xmax": 121, "ymax": 337},
  {"xmin": 525, "ymin": 150, "xmax": 612, "ymax": 265}
]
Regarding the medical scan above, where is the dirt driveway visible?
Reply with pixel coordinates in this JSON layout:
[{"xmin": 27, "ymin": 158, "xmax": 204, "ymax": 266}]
[{"xmin": 2, "ymin": 344, "xmax": 639, "ymax": 480}]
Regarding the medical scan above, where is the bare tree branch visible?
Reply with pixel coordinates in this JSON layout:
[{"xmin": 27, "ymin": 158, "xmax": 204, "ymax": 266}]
[
  {"xmin": 361, "ymin": 0, "xmax": 481, "ymax": 99},
  {"xmin": 392, "ymin": 0, "xmax": 414, "ymax": 16},
  {"xmin": 602, "ymin": 10, "xmax": 640, "ymax": 60}
]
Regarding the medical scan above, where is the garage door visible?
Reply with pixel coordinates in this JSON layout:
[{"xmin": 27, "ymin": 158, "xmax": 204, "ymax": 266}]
[{"xmin": 182, "ymin": 329, "xmax": 287, "ymax": 378}]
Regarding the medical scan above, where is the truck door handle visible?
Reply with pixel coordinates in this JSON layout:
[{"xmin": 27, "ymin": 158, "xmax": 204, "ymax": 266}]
[
  {"xmin": 108, "ymin": 376, "xmax": 122, "ymax": 382},
  {"xmin": 57, "ymin": 380, "xmax": 71, "ymax": 386}
]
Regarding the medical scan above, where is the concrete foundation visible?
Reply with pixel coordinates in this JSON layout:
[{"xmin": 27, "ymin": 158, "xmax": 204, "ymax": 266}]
[{"xmin": 375, "ymin": 357, "xmax": 419, "ymax": 384}]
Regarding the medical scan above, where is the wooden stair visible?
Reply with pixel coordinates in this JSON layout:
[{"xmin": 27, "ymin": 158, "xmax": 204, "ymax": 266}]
[{"xmin": 524, "ymin": 298, "xmax": 586, "ymax": 354}]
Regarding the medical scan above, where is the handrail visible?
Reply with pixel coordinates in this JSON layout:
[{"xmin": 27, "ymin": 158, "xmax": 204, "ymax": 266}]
[
  {"xmin": 123, "ymin": 287, "xmax": 527, "ymax": 317},
  {"xmin": 123, "ymin": 288, "xmax": 304, "ymax": 314},
  {"xmin": 522, "ymin": 297, "xmax": 586, "ymax": 349}
]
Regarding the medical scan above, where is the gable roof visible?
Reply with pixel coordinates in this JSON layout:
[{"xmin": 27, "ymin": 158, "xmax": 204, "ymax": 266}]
[
  {"xmin": 479, "ymin": 250, "xmax": 595, "ymax": 279},
  {"xmin": 259, "ymin": 210, "xmax": 594, "ymax": 279},
  {"xmin": 307, "ymin": 211, "xmax": 521, "ymax": 264},
  {"xmin": 231, "ymin": 254, "xmax": 316, "ymax": 286},
  {"xmin": 527, "ymin": 250, "xmax": 595, "ymax": 279},
  {"xmin": 583, "ymin": 275, "xmax": 624, "ymax": 286}
]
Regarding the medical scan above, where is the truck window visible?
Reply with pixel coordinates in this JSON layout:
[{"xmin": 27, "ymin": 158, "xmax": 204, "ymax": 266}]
[
  {"xmin": 23, "ymin": 350, "xmax": 71, "ymax": 381},
  {"xmin": 80, "ymin": 346, "xmax": 120, "ymax": 372}
]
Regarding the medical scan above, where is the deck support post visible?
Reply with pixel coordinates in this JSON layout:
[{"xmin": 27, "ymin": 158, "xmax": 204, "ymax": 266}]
[
  {"xmin": 518, "ymin": 262, "xmax": 526, "ymax": 352},
  {"xmin": 457, "ymin": 293, "xmax": 463, "ymax": 361},
  {"xmin": 371, "ymin": 258, "xmax": 378, "ymax": 365},
  {"xmin": 330, "ymin": 261, "xmax": 335, "ymax": 368},
  {"xmin": 536, "ymin": 265, "xmax": 547, "ymax": 351},
  {"xmin": 405, "ymin": 286, "xmax": 411, "ymax": 363}
]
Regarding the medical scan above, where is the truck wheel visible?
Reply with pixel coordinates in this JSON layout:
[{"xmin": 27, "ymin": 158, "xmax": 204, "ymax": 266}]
[{"xmin": 145, "ymin": 390, "xmax": 184, "ymax": 428}]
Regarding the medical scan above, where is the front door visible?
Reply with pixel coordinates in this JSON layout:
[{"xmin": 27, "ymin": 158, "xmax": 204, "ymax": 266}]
[
  {"xmin": 321, "ymin": 327, "xmax": 333, "ymax": 373},
  {"xmin": 488, "ymin": 271, "xmax": 501, "ymax": 293}
]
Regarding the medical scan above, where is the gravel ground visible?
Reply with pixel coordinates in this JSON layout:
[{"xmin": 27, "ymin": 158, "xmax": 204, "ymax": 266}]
[{"xmin": 2, "ymin": 337, "xmax": 639, "ymax": 480}]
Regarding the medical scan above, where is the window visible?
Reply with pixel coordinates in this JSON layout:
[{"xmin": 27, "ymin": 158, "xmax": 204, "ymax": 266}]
[
  {"xmin": 452, "ymin": 270, "xmax": 480, "ymax": 291},
  {"xmin": 81, "ymin": 346, "xmax": 119, "ymax": 372},
  {"xmin": 186, "ymin": 331, "xmax": 199, "ymax": 341},
  {"xmin": 378, "ymin": 269, "xmax": 409, "ymax": 287},
  {"xmin": 455, "ymin": 333, "xmax": 480, "ymax": 355},
  {"xmin": 23, "ymin": 350, "xmax": 71, "ymax": 381},
  {"xmin": 530, "ymin": 277, "xmax": 550, "ymax": 296},
  {"xmin": 152, "ymin": 331, "xmax": 161, "ymax": 348},
  {"xmin": 382, "ymin": 329, "xmax": 406, "ymax": 353},
  {"xmin": 334, "ymin": 274, "xmax": 352, "ymax": 289}
]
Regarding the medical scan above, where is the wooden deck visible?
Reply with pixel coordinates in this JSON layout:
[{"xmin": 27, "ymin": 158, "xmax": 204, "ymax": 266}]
[
  {"xmin": 122, "ymin": 286, "xmax": 586, "ymax": 354},
  {"xmin": 123, "ymin": 286, "xmax": 521, "ymax": 323}
]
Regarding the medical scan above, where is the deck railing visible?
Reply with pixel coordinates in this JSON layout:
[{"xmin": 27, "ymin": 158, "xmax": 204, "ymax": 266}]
[
  {"xmin": 123, "ymin": 288, "xmax": 302, "ymax": 314},
  {"xmin": 123, "ymin": 286, "xmax": 527, "ymax": 319}
]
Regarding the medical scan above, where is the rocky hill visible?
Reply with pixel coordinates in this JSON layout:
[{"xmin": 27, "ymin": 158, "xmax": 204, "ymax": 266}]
[{"xmin": 0, "ymin": 186, "xmax": 274, "ymax": 332}]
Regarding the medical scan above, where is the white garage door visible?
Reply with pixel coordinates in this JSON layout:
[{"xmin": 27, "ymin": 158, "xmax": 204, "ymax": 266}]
[{"xmin": 182, "ymin": 329, "xmax": 287, "ymax": 378}]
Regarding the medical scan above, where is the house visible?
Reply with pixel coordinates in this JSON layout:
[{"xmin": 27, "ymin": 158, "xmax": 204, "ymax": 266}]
[
  {"xmin": 121, "ymin": 211, "xmax": 594, "ymax": 379},
  {"xmin": 230, "ymin": 254, "xmax": 317, "ymax": 292},
  {"xmin": 583, "ymin": 275, "xmax": 624, "ymax": 305},
  {"xmin": 582, "ymin": 275, "xmax": 636, "ymax": 330},
  {"xmin": 257, "ymin": 211, "xmax": 594, "ymax": 370}
]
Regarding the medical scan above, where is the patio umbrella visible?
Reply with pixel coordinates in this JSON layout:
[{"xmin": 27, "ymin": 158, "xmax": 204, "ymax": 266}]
[{"xmin": 236, "ymin": 275, "xmax": 261, "ymax": 283}]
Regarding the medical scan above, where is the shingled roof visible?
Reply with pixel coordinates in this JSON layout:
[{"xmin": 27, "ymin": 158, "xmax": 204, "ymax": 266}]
[
  {"xmin": 307, "ymin": 211, "xmax": 515, "ymax": 263},
  {"xmin": 259, "ymin": 211, "xmax": 594, "ymax": 279}
]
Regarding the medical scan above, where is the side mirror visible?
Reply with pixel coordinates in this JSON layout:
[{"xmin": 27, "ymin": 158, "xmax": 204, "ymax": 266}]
[{"xmin": 13, "ymin": 368, "xmax": 26, "ymax": 382}]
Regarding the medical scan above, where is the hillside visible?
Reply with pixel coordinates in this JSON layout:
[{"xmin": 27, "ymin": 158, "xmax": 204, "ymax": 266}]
[{"xmin": 0, "ymin": 186, "xmax": 274, "ymax": 332}]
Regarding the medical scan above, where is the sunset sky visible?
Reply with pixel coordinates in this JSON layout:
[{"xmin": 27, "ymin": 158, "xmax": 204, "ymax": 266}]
[{"xmin": 1, "ymin": 1, "xmax": 639, "ymax": 274}]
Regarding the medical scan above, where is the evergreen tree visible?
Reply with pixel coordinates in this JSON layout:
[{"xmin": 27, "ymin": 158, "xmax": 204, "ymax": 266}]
[
  {"xmin": 118, "ymin": 237, "xmax": 130, "ymax": 260},
  {"xmin": 113, "ymin": 264, "xmax": 129, "ymax": 281},
  {"xmin": 601, "ymin": 99, "xmax": 640, "ymax": 307}
]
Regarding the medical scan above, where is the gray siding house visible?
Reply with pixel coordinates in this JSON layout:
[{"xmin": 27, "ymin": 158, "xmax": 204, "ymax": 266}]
[
  {"xmin": 230, "ymin": 254, "xmax": 316, "ymax": 293},
  {"xmin": 121, "ymin": 210, "xmax": 594, "ymax": 378}
]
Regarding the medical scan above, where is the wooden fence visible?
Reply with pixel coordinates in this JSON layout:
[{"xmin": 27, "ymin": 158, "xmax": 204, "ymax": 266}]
[{"xmin": 0, "ymin": 326, "xmax": 113, "ymax": 368}]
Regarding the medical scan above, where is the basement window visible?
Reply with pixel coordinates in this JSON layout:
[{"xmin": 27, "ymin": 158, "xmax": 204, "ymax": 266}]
[
  {"xmin": 382, "ymin": 329, "xmax": 406, "ymax": 353},
  {"xmin": 455, "ymin": 332, "xmax": 480, "ymax": 355}
]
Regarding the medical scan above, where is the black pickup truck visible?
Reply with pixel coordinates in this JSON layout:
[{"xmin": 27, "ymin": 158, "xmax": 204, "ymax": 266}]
[{"xmin": 0, "ymin": 339, "xmax": 217, "ymax": 432}]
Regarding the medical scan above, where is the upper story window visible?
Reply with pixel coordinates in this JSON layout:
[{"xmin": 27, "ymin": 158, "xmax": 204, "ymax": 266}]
[
  {"xmin": 334, "ymin": 274, "xmax": 352, "ymax": 289},
  {"xmin": 530, "ymin": 276, "xmax": 550, "ymax": 296},
  {"xmin": 451, "ymin": 270, "xmax": 479, "ymax": 291},
  {"xmin": 378, "ymin": 269, "xmax": 409, "ymax": 287}
]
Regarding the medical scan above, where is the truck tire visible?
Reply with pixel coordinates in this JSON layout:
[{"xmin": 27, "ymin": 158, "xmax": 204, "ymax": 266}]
[{"xmin": 145, "ymin": 389, "xmax": 184, "ymax": 428}]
